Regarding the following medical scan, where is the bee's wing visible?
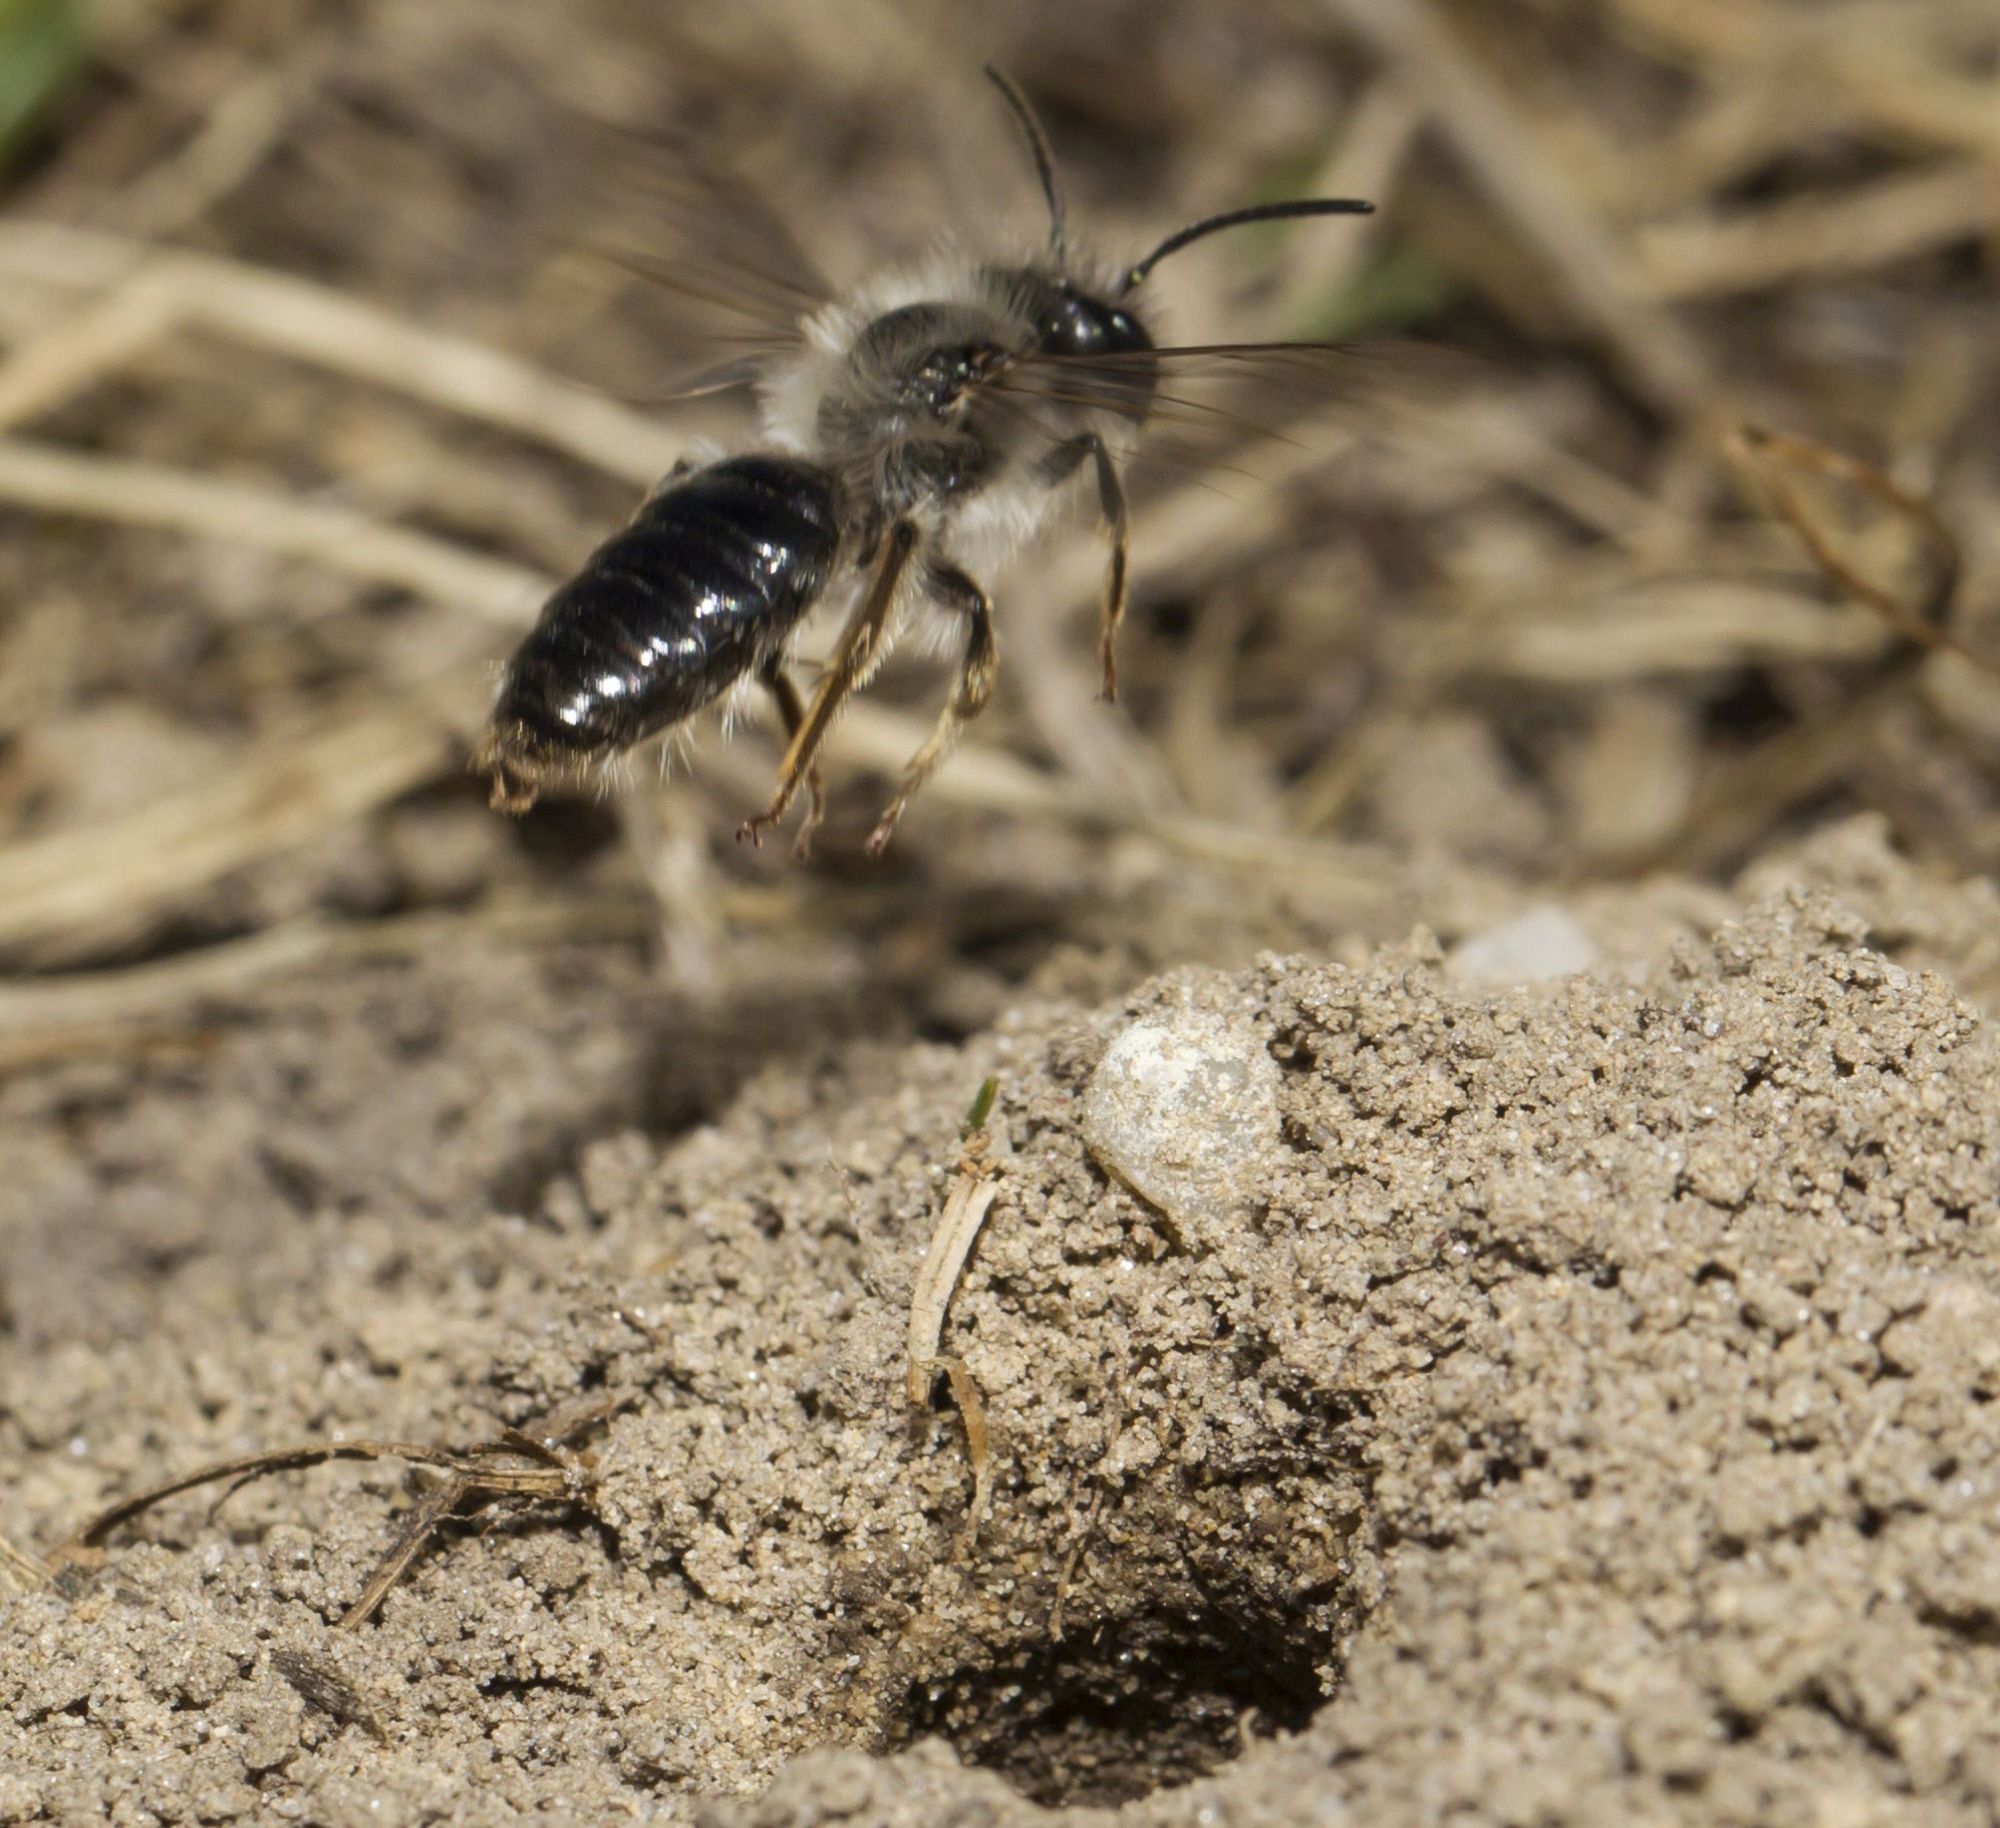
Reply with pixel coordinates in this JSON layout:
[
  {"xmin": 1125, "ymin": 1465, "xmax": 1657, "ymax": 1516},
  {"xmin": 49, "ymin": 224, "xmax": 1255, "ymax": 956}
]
[
  {"xmin": 989, "ymin": 340, "xmax": 1449, "ymax": 489},
  {"xmin": 577, "ymin": 121, "xmax": 835, "ymax": 332},
  {"xmin": 1002, "ymin": 341, "xmax": 1426, "ymax": 423},
  {"xmin": 535, "ymin": 109, "xmax": 841, "ymax": 401},
  {"xmin": 298, "ymin": 44, "xmax": 842, "ymax": 405}
]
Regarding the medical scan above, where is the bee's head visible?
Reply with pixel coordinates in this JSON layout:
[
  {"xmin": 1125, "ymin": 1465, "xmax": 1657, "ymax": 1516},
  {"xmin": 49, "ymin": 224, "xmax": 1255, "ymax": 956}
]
[
  {"xmin": 1034, "ymin": 280, "xmax": 1152, "ymax": 362},
  {"xmin": 1029, "ymin": 277, "xmax": 1157, "ymax": 422}
]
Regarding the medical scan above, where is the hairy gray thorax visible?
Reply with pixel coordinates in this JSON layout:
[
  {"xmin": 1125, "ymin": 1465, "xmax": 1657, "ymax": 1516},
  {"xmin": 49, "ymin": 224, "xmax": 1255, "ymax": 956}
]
[{"xmin": 816, "ymin": 298, "xmax": 1034, "ymax": 518}]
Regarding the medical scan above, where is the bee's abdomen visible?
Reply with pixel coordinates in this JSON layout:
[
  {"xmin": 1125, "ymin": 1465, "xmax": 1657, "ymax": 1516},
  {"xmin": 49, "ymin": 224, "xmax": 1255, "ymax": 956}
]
[{"xmin": 480, "ymin": 456, "xmax": 840, "ymax": 808}]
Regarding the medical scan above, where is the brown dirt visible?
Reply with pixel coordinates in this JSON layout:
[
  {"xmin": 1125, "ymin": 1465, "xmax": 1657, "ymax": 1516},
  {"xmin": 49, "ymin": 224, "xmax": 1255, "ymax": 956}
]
[{"xmin": 4, "ymin": 826, "xmax": 1999, "ymax": 1825}]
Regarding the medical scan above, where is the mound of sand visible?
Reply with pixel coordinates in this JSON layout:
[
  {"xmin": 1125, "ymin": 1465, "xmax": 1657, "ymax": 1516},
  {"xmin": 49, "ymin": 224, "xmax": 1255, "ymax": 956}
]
[{"xmin": 4, "ymin": 831, "xmax": 1999, "ymax": 1826}]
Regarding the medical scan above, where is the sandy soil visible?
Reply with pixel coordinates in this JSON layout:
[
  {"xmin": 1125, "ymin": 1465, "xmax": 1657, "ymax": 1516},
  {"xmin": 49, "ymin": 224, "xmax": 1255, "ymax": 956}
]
[{"xmin": 4, "ymin": 822, "xmax": 1998, "ymax": 1825}]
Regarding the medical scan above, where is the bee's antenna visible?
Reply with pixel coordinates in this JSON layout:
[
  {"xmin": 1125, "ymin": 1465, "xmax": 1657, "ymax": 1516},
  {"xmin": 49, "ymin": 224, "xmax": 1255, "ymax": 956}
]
[
  {"xmin": 1120, "ymin": 197, "xmax": 1375, "ymax": 294},
  {"xmin": 983, "ymin": 66, "xmax": 1068, "ymax": 268}
]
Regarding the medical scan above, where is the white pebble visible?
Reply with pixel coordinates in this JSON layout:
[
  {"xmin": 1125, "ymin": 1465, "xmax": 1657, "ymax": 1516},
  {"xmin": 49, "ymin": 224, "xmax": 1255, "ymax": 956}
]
[
  {"xmin": 1083, "ymin": 1009, "xmax": 1280, "ymax": 1244},
  {"xmin": 1448, "ymin": 904, "xmax": 1598, "ymax": 988}
]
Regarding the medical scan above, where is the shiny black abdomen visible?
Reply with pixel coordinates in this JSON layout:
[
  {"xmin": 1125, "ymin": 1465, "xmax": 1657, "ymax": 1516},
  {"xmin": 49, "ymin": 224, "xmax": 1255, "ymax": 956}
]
[{"xmin": 493, "ymin": 455, "xmax": 840, "ymax": 763}]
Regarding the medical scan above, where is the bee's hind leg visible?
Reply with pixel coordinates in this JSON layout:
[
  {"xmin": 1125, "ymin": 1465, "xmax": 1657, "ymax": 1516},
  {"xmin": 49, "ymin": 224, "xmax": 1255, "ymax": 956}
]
[
  {"xmin": 757, "ymin": 654, "xmax": 827, "ymax": 854},
  {"xmin": 865, "ymin": 559, "xmax": 997, "ymax": 857},
  {"xmin": 739, "ymin": 519, "xmax": 918, "ymax": 857},
  {"xmin": 1045, "ymin": 432, "xmax": 1130, "ymax": 702}
]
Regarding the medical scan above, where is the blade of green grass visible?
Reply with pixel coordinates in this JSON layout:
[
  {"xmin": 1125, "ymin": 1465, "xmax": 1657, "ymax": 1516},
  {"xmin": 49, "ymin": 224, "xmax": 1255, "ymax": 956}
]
[
  {"xmin": 1231, "ymin": 148, "xmax": 1464, "ymax": 342},
  {"xmin": 0, "ymin": 0, "xmax": 88, "ymax": 171},
  {"xmin": 1297, "ymin": 240, "xmax": 1463, "ymax": 343}
]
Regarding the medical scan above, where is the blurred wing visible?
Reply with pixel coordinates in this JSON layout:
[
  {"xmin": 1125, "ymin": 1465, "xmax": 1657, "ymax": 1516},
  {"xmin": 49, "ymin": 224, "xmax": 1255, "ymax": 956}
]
[
  {"xmin": 579, "ymin": 121, "xmax": 834, "ymax": 333},
  {"xmin": 991, "ymin": 340, "xmax": 1461, "ymax": 486},
  {"xmin": 482, "ymin": 70, "xmax": 844, "ymax": 402},
  {"xmin": 301, "ymin": 45, "xmax": 840, "ymax": 406},
  {"xmin": 544, "ymin": 112, "xmax": 838, "ymax": 399},
  {"xmin": 1004, "ymin": 340, "xmax": 1411, "ymax": 421}
]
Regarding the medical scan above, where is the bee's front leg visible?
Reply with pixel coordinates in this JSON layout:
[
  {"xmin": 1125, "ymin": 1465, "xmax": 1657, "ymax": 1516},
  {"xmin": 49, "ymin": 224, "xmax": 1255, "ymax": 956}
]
[{"xmin": 1043, "ymin": 432, "xmax": 1129, "ymax": 701}]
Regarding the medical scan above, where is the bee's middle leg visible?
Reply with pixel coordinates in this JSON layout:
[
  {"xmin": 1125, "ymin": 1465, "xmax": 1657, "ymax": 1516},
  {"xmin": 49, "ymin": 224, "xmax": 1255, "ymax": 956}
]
[
  {"xmin": 1045, "ymin": 432, "xmax": 1130, "ymax": 702},
  {"xmin": 739, "ymin": 519, "xmax": 917, "ymax": 855},
  {"xmin": 865, "ymin": 559, "xmax": 997, "ymax": 857}
]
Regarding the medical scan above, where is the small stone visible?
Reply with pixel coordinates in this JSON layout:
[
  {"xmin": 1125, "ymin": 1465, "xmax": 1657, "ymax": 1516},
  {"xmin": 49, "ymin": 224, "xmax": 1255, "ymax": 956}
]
[
  {"xmin": 1448, "ymin": 905, "xmax": 1598, "ymax": 988},
  {"xmin": 1083, "ymin": 1008, "xmax": 1281, "ymax": 1245}
]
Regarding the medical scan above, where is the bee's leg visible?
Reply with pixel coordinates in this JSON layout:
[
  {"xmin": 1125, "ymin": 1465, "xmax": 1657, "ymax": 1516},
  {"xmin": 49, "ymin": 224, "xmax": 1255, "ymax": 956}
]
[
  {"xmin": 756, "ymin": 654, "xmax": 827, "ymax": 853},
  {"xmin": 865, "ymin": 560, "xmax": 996, "ymax": 857},
  {"xmin": 739, "ymin": 520, "xmax": 918, "ymax": 855},
  {"xmin": 1045, "ymin": 433, "xmax": 1130, "ymax": 701}
]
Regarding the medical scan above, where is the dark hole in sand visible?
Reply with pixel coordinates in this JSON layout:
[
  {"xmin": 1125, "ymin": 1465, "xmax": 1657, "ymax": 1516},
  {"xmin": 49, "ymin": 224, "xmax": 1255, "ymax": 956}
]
[{"xmin": 894, "ymin": 1605, "xmax": 1326, "ymax": 1806}]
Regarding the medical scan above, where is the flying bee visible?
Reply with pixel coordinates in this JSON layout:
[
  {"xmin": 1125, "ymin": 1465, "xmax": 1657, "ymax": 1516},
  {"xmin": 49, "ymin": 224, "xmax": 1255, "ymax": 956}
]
[{"xmin": 473, "ymin": 69, "xmax": 1374, "ymax": 856}]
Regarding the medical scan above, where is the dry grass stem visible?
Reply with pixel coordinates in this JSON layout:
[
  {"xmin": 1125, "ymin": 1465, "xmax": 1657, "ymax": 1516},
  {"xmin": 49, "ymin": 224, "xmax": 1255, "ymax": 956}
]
[
  {"xmin": 1321, "ymin": 0, "xmax": 1716, "ymax": 414},
  {"xmin": 908, "ymin": 1077, "xmax": 1004, "ymax": 1542},
  {"xmin": 269, "ymin": 1649, "xmax": 386, "ymax": 1743},
  {"xmin": 1638, "ymin": 162, "xmax": 2000, "ymax": 301},
  {"xmin": 1646, "ymin": 425, "xmax": 1988, "ymax": 874},
  {"xmin": 1649, "ymin": 680, "xmax": 1920, "ymax": 879},
  {"xmin": 1725, "ymin": 425, "xmax": 1971, "ymax": 655},
  {"xmin": 0, "ymin": 899, "xmax": 659, "ymax": 1039},
  {"xmin": 0, "ymin": 223, "xmax": 682, "ymax": 482},
  {"xmin": 0, "ymin": 1534, "xmax": 51, "ymax": 1590},
  {"xmin": 827, "ymin": 702, "xmax": 1498, "ymax": 923},
  {"xmin": 618, "ymin": 789, "xmax": 725, "ymax": 996},
  {"xmin": 100, "ymin": 48, "xmax": 330, "ymax": 239},
  {"xmin": 1608, "ymin": 0, "xmax": 2000, "ymax": 164},
  {"xmin": 1266, "ymin": 78, "xmax": 1418, "ymax": 326},
  {"xmin": 0, "ymin": 437, "xmax": 548, "ymax": 619},
  {"xmin": 51, "ymin": 1402, "xmax": 616, "ymax": 1631},
  {"xmin": 0, "ymin": 683, "xmax": 474, "ymax": 957},
  {"xmin": 1047, "ymin": 1485, "xmax": 1103, "ymax": 1642},
  {"xmin": 1470, "ymin": 586, "xmax": 1898, "ymax": 684}
]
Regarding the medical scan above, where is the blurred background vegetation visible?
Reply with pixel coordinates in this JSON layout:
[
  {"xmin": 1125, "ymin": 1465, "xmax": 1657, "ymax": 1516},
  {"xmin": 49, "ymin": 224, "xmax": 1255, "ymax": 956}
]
[
  {"xmin": 0, "ymin": 0, "xmax": 87, "ymax": 170},
  {"xmin": 0, "ymin": 0, "xmax": 1994, "ymax": 1060}
]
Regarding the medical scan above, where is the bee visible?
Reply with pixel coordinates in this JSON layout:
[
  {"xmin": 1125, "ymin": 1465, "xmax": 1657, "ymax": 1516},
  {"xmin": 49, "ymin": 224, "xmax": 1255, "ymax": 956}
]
[{"xmin": 474, "ymin": 70, "xmax": 1373, "ymax": 856}]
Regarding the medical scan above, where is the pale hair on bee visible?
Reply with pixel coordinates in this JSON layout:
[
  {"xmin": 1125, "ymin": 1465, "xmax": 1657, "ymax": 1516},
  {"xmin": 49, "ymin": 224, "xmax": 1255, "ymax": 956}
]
[{"xmin": 474, "ymin": 68, "xmax": 1373, "ymax": 856}]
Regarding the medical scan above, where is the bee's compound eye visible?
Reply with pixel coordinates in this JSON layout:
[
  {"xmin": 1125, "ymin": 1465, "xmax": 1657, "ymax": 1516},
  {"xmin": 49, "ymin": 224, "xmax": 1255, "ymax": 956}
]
[{"xmin": 1104, "ymin": 308, "xmax": 1151, "ymax": 353}]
